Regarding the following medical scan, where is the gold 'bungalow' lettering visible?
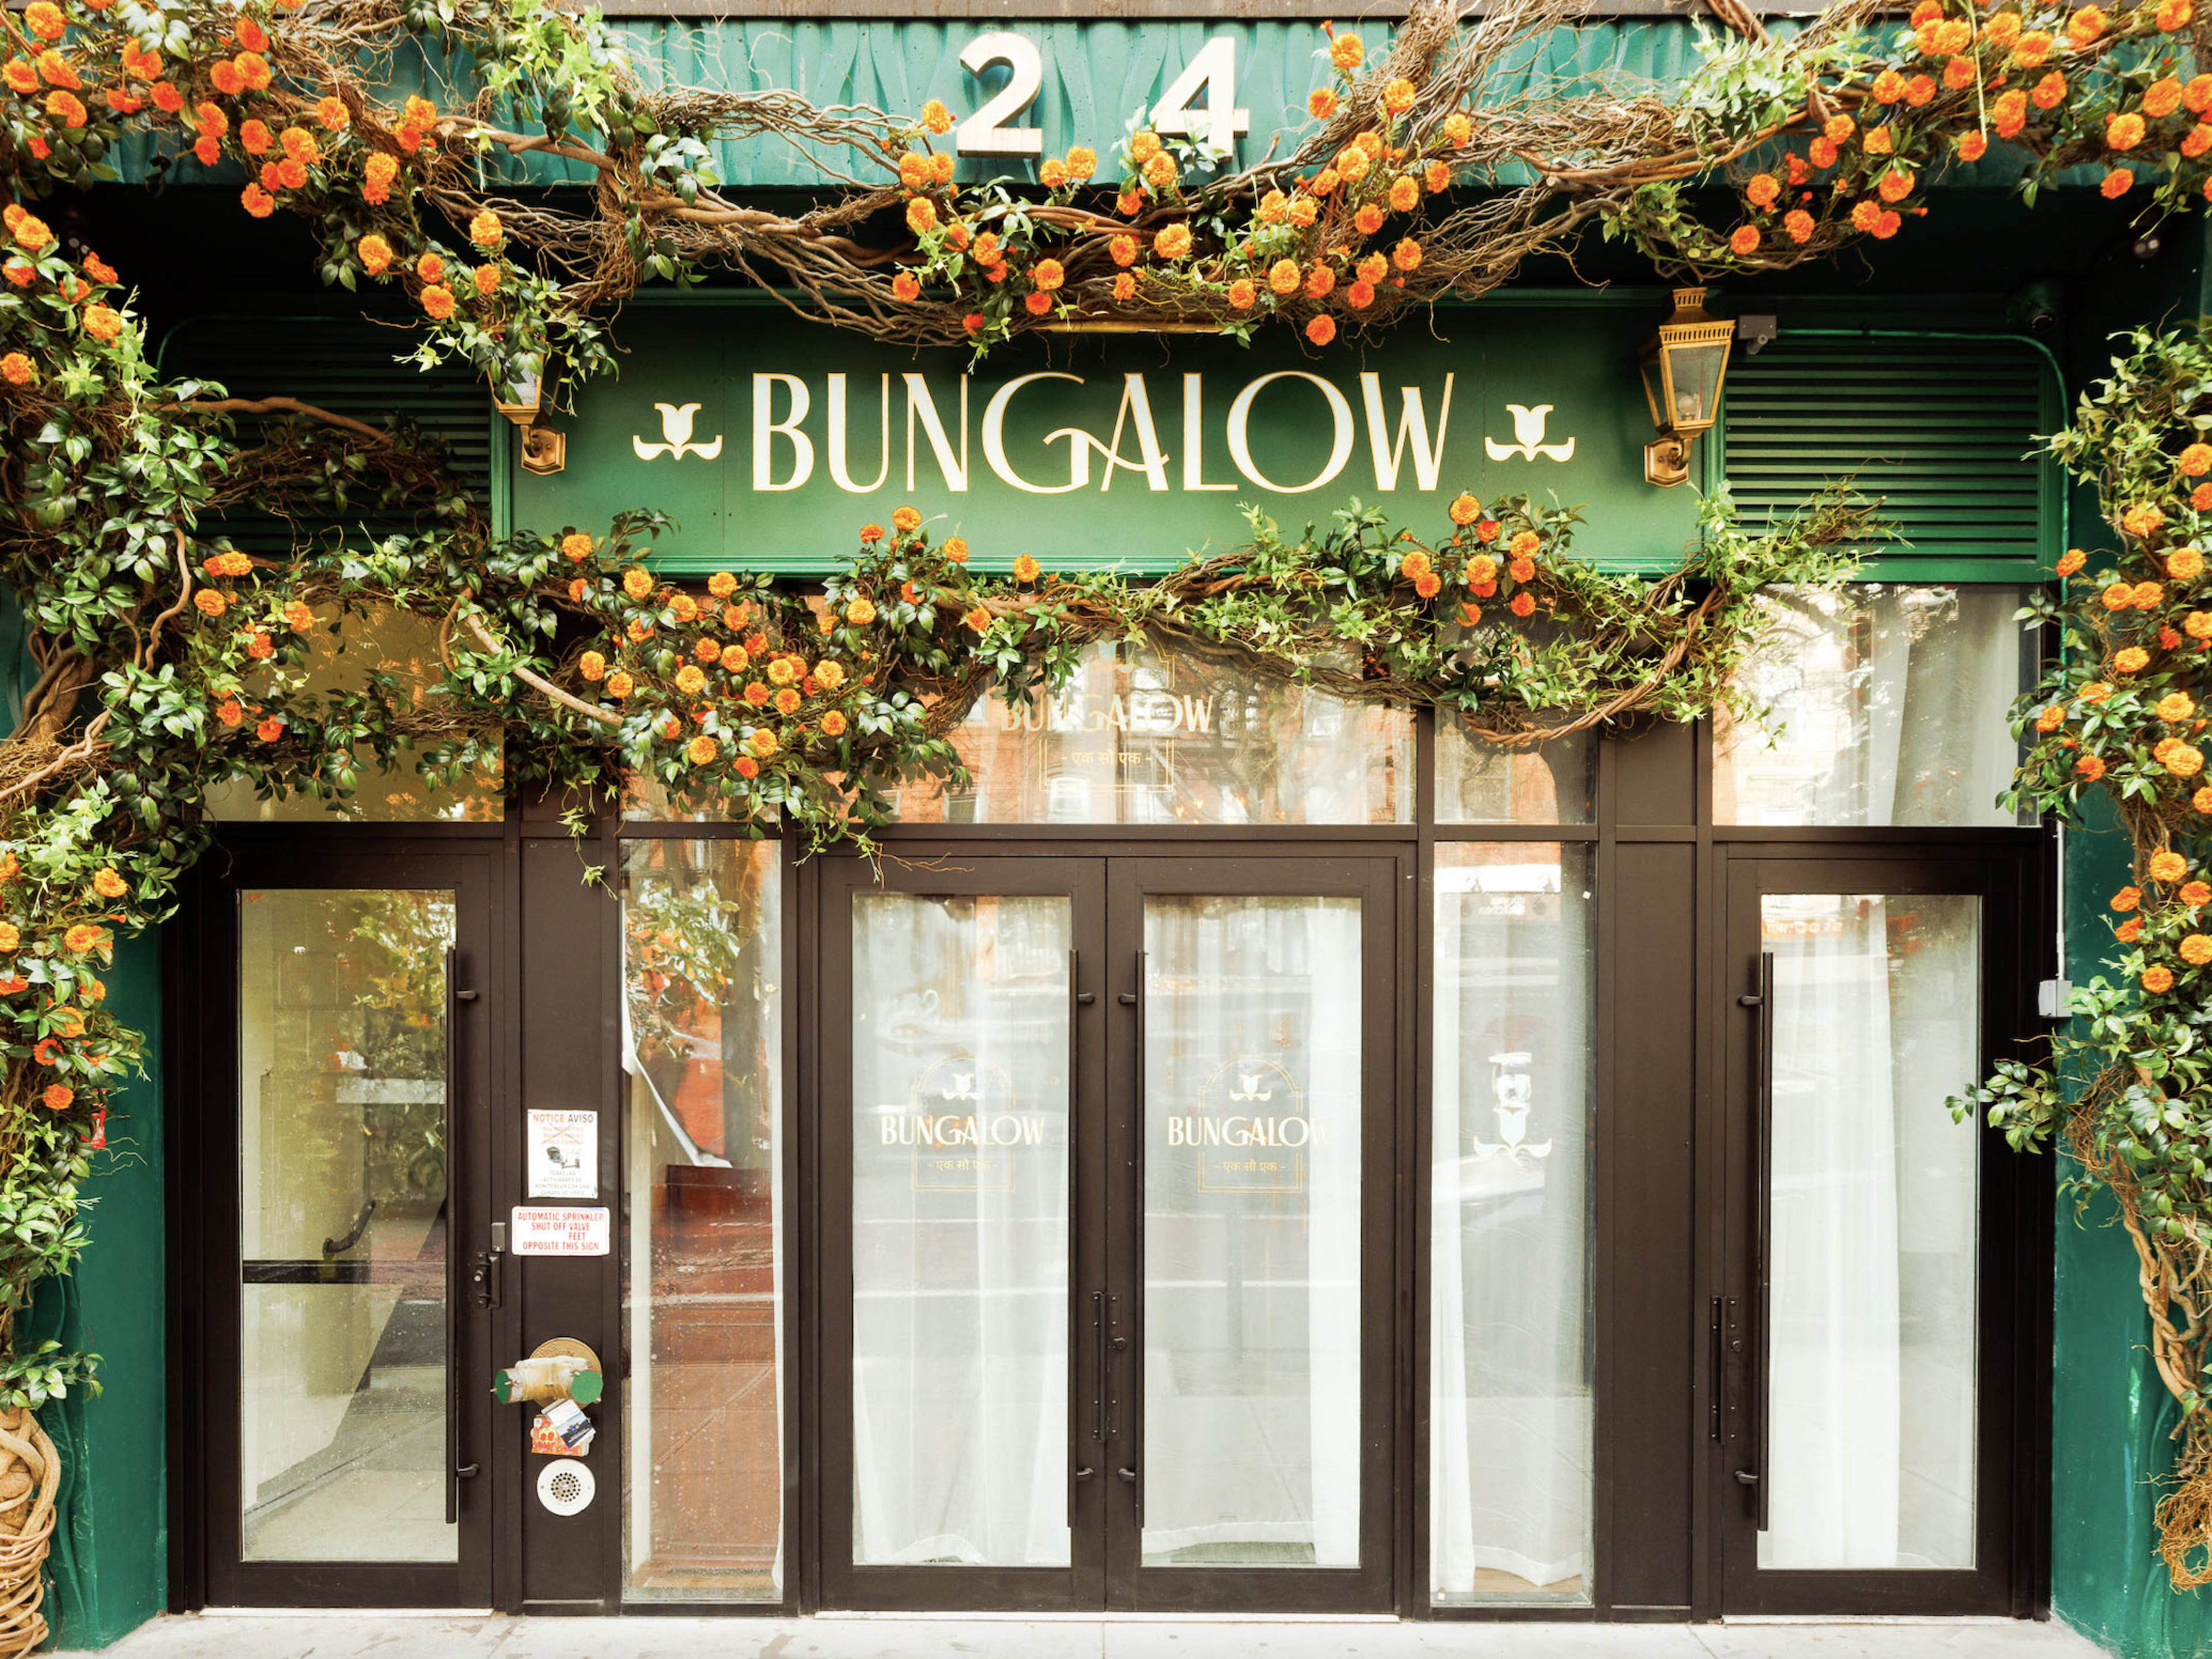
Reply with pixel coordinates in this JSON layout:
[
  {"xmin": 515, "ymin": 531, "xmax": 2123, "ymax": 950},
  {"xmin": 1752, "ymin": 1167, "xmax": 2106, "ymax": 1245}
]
[
  {"xmin": 882, "ymin": 1113, "xmax": 1049, "ymax": 1147},
  {"xmin": 719, "ymin": 369, "xmax": 1566, "ymax": 498},
  {"xmin": 1226, "ymin": 371, "xmax": 1355, "ymax": 493},
  {"xmin": 1165, "ymin": 1114, "xmax": 1327, "ymax": 1147},
  {"xmin": 827, "ymin": 373, "xmax": 890, "ymax": 494},
  {"xmin": 1360, "ymin": 371, "xmax": 1453, "ymax": 492},
  {"xmin": 983, "ymin": 372, "xmax": 1090, "ymax": 494},
  {"xmin": 753, "ymin": 372, "xmax": 813, "ymax": 491}
]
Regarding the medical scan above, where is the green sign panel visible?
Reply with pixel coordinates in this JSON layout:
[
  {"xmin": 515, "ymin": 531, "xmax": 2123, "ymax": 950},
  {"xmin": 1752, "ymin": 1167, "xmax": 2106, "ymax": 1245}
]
[{"xmin": 514, "ymin": 298, "xmax": 1699, "ymax": 575}]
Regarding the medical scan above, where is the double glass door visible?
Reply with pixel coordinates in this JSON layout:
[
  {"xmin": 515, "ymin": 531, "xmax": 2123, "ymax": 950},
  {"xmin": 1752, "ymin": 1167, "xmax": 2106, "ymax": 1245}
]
[
  {"xmin": 820, "ymin": 854, "xmax": 1398, "ymax": 1611},
  {"xmin": 1718, "ymin": 850, "xmax": 2036, "ymax": 1616}
]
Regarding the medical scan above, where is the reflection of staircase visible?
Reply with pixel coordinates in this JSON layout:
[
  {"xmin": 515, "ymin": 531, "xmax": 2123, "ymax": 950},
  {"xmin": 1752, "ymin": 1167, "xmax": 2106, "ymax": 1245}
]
[{"xmin": 637, "ymin": 1166, "xmax": 780, "ymax": 1581}]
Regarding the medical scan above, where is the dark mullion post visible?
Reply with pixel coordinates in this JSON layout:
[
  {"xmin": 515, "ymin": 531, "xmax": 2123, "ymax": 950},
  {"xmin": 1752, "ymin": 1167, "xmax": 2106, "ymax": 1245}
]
[{"xmin": 1404, "ymin": 702, "xmax": 1435, "ymax": 1618}]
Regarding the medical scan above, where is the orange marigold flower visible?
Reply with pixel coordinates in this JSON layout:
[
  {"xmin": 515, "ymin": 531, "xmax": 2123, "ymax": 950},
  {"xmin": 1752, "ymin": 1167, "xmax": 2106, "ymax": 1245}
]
[
  {"xmin": 215, "ymin": 698, "xmax": 242, "ymax": 728},
  {"xmin": 356, "ymin": 233, "xmax": 393, "ymax": 275},
  {"xmin": 905, "ymin": 196, "xmax": 937, "ymax": 236},
  {"xmin": 578, "ymin": 651, "xmax": 605, "ymax": 682},
  {"xmin": 473, "ymin": 264, "xmax": 500, "ymax": 297},
  {"xmin": 1109, "ymin": 234, "xmax": 1137, "ymax": 268},
  {"xmin": 2035, "ymin": 704, "xmax": 2067, "ymax": 733},
  {"xmin": 749, "ymin": 728, "xmax": 781, "ymax": 759},
  {"xmin": 1032, "ymin": 257, "xmax": 1066, "ymax": 291},
  {"xmin": 892, "ymin": 506, "xmax": 922, "ymax": 535},
  {"xmin": 23, "ymin": 2, "xmax": 62, "ymax": 40},
  {"xmin": 2115, "ymin": 646, "xmax": 2152, "ymax": 673},
  {"xmin": 942, "ymin": 536, "xmax": 969, "ymax": 565},
  {"xmin": 63, "ymin": 923, "xmax": 100, "ymax": 953},
  {"xmin": 891, "ymin": 271, "xmax": 921, "ymax": 302},
  {"xmin": 2056, "ymin": 548, "xmax": 2087, "ymax": 577},
  {"xmin": 317, "ymin": 95, "xmax": 350, "ymax": 131},
  {"xmin": 1729, "ymin": 225, "xmax": 1761, "ymax": 256},
  {"xmin": 2124, "ymin": 503, "xmax": 2167, "ymax": 537},
  {"xmin": 1746, "ymin": 173, "xmax": 1780, "ymax": 209},
  {"xmin": 1306, "ymin": 262, "xmax": 1336, "ymax": 300},
  {"xmin": 2078, "ymin": 755, "xmax": 2104, "ymax": 781},
  {"xmin": 1388, "ymin": 174, "xmax": 1418, "ymax": 213},
  {"xmin": 1783, "ymin": 209, "xmax": 1815, "ymax": 244},
  {"xmin": 81, "ymin": 302, "xmax": 120, "ymax": 342},
  {"xmin": 2160, "ymin": 692, "xmax": 2198, "ymax": 722},
  {"xmin": 420, "ymin": 283, "xmax": 454, "ymax": 320},
  {"xmin": 1024, "ymin": 291, "xmax": 1052, "ymax": 316},
  {"xmin": 194, "ymin": 589, "xmax": 228, "ymax": 618},
  {"xmin": 605, "ymin": 670, "xmax": 634, "ymax": 699},
  {"xmin": 2135, "ymin": 580, "xmax": 2168, "ymax": 609},
  {"xmin": 846, "ymin": 596, "xmax": 877, "ymax": 625},
  {"xmin": 363, "ymin": 152, "xmax": 399, "ymax": 204},
  {"xmin": 1153, "ymin": 224, "xmax": 1191, "ymax": 260},
  {"xmin": 921, "ymin": 99, "xmax": 953, "ymax": 135},
  {"xmin": 1382, "ymin": 77, "xmax": 1416, "ymax": 114},
  {"xmin": 1309, "ymin": 87, "xmax": 1337, "ymax": 120},
  {"xmin": 1305, "ymin": 314, "xmax": 1338, "ymax": 346},
  {"xmin": 1392, "ymin": 237, "xmax": 1422, "ymax": 271},
  {"xmin": 469, "ymin": 209, "xmax": 503, "ymax": 248},
  {"xmin": 44, "ymin": 88, "xmax": 84, "ymax": 127},
  {"xmin": 1509, "ymin": 591, "xmax": 1537, "ymax": 618},
  {"xmin": 41, "ymin": 1084, "xmax": 71, "ymax": 1112},
  {"xmin": 687, "ymin": 735, "xmax": 718, "ymax": 765},
  {"xmin": 0, "ymin": 353, "xmax": 32, "ymax": 386},
  {"xmin": 2108, "ymin": 112, "xmax": 2146, "ymax": 151},
  {"xmin": 2161, "ymin": 0, "xmax": 2195, "ymax": 27},
  {"xmin": 2184, "ymin": 934, "xmax": 2212, "ymax": 965},
  {"xmin": 236, "ymin": 51, "xmax": 271, "ymax": 91},
  {"xmin": 2172, "ymin": 745, "xmax": 2209, "ymax": 778},
  {"xmin": 2067, "ymin": 4, "xmax": 2107, "ymax": 47},
  {"xmin": 1329, "ymin": 32, "xmax": 1365, "ymax": 71},
  {"xmin": 2145, "ymin": 965, "xmax": 2176, "ymax": 994},
  {"xmin": 2153, "ymin": 850, "xmax": 2191, "ymax": 883},
  {"xmin": 2170, "ymin": 546, "xmax": 2205, "ymax": 581},
  {"xmin": 2033, "ymin": 71, "xmax": 2067, "ymax": 111},
  {"xmin": 1012, "ymin": 554, "xmax": 1041, "ymax": 582}
]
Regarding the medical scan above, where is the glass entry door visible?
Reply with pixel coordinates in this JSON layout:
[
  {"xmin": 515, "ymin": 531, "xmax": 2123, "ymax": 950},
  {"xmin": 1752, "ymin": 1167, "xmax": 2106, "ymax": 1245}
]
[
  {"xmin": 1718, "ymin": 853, "xmax": 2035, "ymax": 1616},
  {"xmin": 197, "ymin": 850, "xmax": 497, "ymax": 1605},
  {"xmin": 818, "ymin": 854, "xmax": 1397, "ymax": 1612}
]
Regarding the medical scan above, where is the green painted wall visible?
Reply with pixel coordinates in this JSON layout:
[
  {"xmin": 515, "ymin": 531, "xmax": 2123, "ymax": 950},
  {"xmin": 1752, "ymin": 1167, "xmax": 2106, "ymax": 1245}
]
[
  {"xmin": 2048, "ymin": 222, "xmax": 2212, "ymax": 1658},
  {"xmin": 2, "ymin": 592, "xmax": 165, "ymax": 1650},
  {"xmin": 21, "ymin": 937, "xmax": 166, "ymax": 1650}
]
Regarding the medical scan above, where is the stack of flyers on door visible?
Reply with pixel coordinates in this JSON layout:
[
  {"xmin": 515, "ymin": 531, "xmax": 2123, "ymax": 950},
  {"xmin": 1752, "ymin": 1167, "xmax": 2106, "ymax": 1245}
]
[{"xmin": 529, "ymin": 1397, "xmax": 594, "ymax": 1456}]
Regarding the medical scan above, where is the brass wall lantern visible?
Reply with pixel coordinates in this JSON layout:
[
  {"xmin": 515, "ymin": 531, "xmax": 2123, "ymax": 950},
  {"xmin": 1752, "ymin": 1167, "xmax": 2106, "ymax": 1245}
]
[
  {"xmin": 493, "ymin": 359, "xmax": 567, "ymax": 476},
  {"xmin": 1638, "ymin": 286, "xmax": 1734, "ymax": 488}
]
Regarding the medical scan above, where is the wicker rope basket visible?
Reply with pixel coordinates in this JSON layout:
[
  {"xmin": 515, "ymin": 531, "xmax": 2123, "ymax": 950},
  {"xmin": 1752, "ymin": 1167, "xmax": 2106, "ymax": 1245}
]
[{"xmin": 0, "ymin": 1409, "xmax": 58, "ymax": 1657}]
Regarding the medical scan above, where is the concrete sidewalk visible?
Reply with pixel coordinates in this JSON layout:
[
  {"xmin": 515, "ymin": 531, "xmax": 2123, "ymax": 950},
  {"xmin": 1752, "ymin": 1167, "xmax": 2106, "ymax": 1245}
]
[{"xmin": 52, "ymin": 1613, "xmax": 2110, "ymax": 1659}]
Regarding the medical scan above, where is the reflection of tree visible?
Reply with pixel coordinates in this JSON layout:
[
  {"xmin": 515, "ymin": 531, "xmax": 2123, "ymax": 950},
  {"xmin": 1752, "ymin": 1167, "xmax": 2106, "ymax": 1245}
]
[
  {"xmin": 337, "ymin": 891, "xmax": 457, "ymax": 1206},
  {"xmin": 623, "ymin": 847, "xmax": 775, "ymax": 1170}
]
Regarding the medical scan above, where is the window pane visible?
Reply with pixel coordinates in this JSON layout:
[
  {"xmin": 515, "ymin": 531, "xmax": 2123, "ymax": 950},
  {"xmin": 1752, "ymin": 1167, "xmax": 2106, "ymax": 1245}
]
[
  {"xmin": 1713, "ymin": 586, "xmax": 2032, "ymax": 827},
  {"xmin": 887, "ymin": 642, "xmax": 1411, "ymax": 824},
  {"xmin": 1759, "ymin": 893, "xmax": 1980, "ymax": 1570},
  {"xmin": 1435, "ymin": 726, "xmax": 1593, "ymax": 824},
  {"xmin": 237, "ymin": 888, "xmax": 455, "ymax": 1563},
  {"xmin": 203, "ymin": 605, "xmax": 502, "ymax": 823},
  {"xmin": 1430, "ymin": 844, "xmax": 1594, "ymax": 1605},
  {"xmin": 622, "ymin": 839, "xmax": 785, "ymax": 1600},
  {"xmin": 850, "ymin": 892, "xmax": 1073, "ymax": 1566},
  {"xmin": 1141, "ymin": 894, "xmax": 1364, "ymax": 1568}
]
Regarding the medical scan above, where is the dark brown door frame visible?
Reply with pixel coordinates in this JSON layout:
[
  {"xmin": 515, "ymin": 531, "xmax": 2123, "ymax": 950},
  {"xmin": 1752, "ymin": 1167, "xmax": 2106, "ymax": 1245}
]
[
  {"xmin": 172, "ymin": 833, "xmax": 509, "ymax": 1608},
  {"xmin": 1710, "ymin": 842, "xmax": 2047, "ymax": 1618},
  {"xmin": 807, "ymin": 844, "xmax": 1405, "ymax": 1613},
  {"xmin": 1101, "ymin": 854, "xmax": 1402, "ymax": 1613}
]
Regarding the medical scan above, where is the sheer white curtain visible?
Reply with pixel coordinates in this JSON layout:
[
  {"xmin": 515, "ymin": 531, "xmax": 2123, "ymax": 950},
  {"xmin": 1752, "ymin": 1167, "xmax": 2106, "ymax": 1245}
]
[
  {"xmin": 850, "ymin": 895, "xmax": 1071, "ymax": 1566},
  {"xmin": 1430, "ymin": 849, "xmax": 1593, "ymax": 1600},
  {"xmin": 1761, "ymin": 893, "xmax": 1980, "ymax": 1571},
  {"xmin": 1715, "ymin": 586, "xmax": 2026, "ymax": 827},
  {"xmin": 1762, "ymin": 904, "xmax": 1903, "ymax": 1569},
  {"xmin": 1138, "ymin": 896, "xmax": 1363, "ymax": 1566}
]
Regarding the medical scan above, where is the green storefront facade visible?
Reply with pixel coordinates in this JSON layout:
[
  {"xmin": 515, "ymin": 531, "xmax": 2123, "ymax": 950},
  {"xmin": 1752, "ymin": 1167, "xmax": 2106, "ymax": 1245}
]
[{"xmin": 14, "ymin": 6, "xmax": 2212, "ymax": 1653}]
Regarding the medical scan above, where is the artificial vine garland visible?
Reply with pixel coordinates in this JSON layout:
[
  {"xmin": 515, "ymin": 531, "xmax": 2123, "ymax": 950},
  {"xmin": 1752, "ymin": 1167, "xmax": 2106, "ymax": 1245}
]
[{"xmin": 0, "ymin": 0, "xmax": 2206, "ymax": 1631}]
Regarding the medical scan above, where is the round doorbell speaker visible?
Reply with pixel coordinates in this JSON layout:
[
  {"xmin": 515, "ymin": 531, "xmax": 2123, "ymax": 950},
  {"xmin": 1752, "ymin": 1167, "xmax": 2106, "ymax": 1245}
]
[{"xmin": 537, "ymin": 1457, "xmax": 595, "ymax": 1517}]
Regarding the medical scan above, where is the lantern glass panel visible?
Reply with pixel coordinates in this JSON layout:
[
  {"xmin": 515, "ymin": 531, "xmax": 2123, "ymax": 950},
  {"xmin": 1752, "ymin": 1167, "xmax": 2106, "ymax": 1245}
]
[
  {"xmin": 1663, "ymin": 340, "xmax": 1728, "ymax": 431},
  {"xmin": 1638, "ymin": 349, "xmax": 1669, "ymax": 431}
]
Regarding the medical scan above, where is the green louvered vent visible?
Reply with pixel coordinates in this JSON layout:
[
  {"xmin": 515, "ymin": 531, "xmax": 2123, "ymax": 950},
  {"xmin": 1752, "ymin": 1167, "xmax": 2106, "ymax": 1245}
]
[
  {"xmin": 1722, "ymin": 338, "xmax": 2048, "ymax": 571},
  {"xmin": 161, "ymin": 315, "xmax": 492, "ymax": 557}
]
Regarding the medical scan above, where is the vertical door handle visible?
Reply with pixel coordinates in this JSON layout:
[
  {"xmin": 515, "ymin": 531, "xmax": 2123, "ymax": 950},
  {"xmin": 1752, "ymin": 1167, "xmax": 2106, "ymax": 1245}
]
[
  {"xmin": 1734, "ymin": 951, "xmax": 1775, "ymax": 1530},
  {"xmin": 442, "ymin": 946, "xmax": 467, "ymax": 1523}
]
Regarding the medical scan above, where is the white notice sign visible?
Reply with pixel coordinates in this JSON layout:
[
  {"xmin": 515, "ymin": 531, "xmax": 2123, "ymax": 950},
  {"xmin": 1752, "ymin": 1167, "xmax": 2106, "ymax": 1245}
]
[
  {"xmin": 527, "ymin": 1109, "xmax": 599, "ymax": 1199},
  {"xmin": 511, "ymin": 1205, "xmax": 611, "ymax": 1257}
]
